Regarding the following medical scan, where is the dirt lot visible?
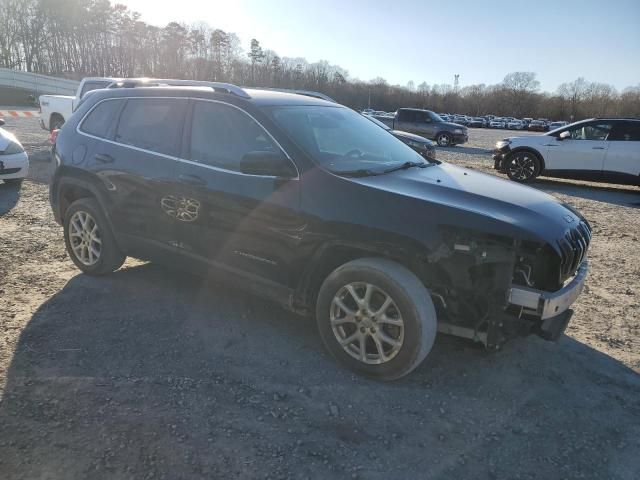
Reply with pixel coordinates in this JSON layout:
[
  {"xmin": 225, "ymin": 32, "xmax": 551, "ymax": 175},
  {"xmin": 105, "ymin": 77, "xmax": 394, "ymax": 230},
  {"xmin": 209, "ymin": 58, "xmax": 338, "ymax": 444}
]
[{"xmin": 1, "ymin": 118, "xmax": 639, "ymax": 480}]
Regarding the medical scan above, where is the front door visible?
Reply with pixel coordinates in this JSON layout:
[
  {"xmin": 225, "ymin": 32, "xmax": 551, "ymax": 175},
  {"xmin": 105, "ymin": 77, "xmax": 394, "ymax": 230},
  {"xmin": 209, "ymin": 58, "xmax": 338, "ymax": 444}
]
[
  {"xmin": 172, "ymin": 99, "xmax": 302, "ymax": 287},
  {"xmin": 543, "ymin": 121, "xmax": 613, "ymax": 173}
]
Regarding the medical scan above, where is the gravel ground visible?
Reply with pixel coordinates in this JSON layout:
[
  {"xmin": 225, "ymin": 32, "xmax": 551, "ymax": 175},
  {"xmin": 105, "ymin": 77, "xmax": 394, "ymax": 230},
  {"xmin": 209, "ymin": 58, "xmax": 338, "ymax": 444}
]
[{"xmin": 1, "ymin": 118, "xmax": 639, "ymax": 480}]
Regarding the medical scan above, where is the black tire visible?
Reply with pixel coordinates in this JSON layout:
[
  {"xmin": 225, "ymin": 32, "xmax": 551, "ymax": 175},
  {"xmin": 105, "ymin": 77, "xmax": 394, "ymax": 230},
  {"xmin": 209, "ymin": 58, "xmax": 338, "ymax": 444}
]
[
  {"xmin": 63, "ymin": 198, "xmax": 126, "ymax": 275},
  {"xmin": 3, "ymin": 178, "xmax": 23, "ymax": 186},
  {"xmin": 50, "ymin": 114, "xmax": 64, "ymax": 131},
  {"xmin": 505, "ymin": 151, "xmax": 542, "ymax": 183},
  {"xmin": 436, "ymin": 132, "xmax": 452, "ymax": 147},
  {"xmin": 316, "ymin": 258, "xmax": 437, "ymax": 381}
]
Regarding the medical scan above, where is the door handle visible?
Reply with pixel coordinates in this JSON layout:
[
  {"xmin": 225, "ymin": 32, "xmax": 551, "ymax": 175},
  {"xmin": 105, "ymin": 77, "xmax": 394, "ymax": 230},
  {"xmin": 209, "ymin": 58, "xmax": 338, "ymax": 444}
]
[
  {"xmin": 592, "ymin": 147, "xmax": 605, "ymax": 150},
  {"xmin": 94, "ymin": 153, "xmax": 114, "ymax": 163},
  {"xmin": 178, "ymin": 174, "xmax": 206, "ymax": 186}
]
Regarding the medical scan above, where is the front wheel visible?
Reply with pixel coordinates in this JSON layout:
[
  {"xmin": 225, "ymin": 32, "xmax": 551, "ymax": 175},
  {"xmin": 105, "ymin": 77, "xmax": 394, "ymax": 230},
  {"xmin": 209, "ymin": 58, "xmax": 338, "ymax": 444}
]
[
  {"xmin": 436, "ymin": 132, "xmax": 452, "ymax": 147},
  {"xmin": 506, "ymin": 151, "xmax": 541, "ymax": 183},
  {"xmin": 63, "ymin": 198, "xmax": 126, "ymax": 275},
  {"xmin": 316, "ymin": 258, "xmax": 437, "ymax": 381}
]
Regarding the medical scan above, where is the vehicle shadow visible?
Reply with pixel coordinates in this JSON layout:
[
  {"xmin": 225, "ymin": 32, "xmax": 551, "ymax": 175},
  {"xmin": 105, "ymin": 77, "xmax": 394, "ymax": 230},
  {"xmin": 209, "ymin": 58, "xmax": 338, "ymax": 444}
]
[
  {"xmin": 1, "ymin": 263, "xmax": 639, "ymax": 479},
  {"xmin": 0, "ymin": 181, "xmax": 21, "ymax": 216},
  {"xmin": 532, "ymin": 177, "xmax": 639, "ymax": 208}
]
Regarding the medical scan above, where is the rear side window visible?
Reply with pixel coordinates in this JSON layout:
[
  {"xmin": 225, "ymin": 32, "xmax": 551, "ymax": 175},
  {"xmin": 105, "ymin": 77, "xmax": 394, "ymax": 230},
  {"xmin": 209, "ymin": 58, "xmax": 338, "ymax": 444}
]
[
  {"xmin": 189, "ymin": 101, "xmax": 279, "ymax": 172},
  {"xmin": 609, "ymin": 122, "xmax": 640, "ymax": 141},
  {"xmin": 80, "ymin": 99, "xmax": 123, "ymax": 138},
  {"xmin": 397, "ymin": 110, "xmax": 414, "ymax": 122},
  {"xmin": 80, "ymin": 81, "xmax": 111, "ymax": 98},
  {"xmin": 115, "ymin": 98, "xmax": 186, "ymax": 156}
]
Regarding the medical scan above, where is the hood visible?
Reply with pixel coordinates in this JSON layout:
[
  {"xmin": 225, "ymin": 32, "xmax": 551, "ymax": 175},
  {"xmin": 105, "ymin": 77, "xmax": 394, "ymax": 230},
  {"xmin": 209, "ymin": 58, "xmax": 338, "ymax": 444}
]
[
  {"xmin": 440, "ymin": 121, "xmax": 467, "ymax": 130},
  {"xmin": 351, "ymin": 162, "xmax": 582, "ymax": 249},
  {"xmin": 392, "ymin": 130, "xmax": 434, "ymax": 145},
  {"xmin": 0, "ymin": 127, "xmax": 20, "ymax": 151}
]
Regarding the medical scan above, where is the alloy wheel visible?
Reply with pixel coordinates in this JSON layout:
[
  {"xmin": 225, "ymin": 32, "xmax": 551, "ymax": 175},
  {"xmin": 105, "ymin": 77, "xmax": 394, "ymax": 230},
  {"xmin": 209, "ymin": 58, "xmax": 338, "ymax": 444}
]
[
  {"xmin": 68, "ymin": 210, "xmax": 102, "ymax": 266},
  {"xmin": 330, "ymin": 282, "xmax": 405, "ymax": 365},
  {"xmin": 508, "ymin": 154, "xmax": 537, "ymax": 181}
]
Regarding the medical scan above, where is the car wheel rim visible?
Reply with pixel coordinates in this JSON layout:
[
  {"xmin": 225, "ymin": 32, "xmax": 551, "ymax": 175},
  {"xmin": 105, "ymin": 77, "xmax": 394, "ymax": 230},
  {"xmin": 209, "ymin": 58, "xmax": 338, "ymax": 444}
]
[
  {"xmin": 438, "ymin": 135, "xmax": 449, "ymax": 146},
  {"xmin": 330, "ymin": 282, "xmax": 405, "ymax": 365},
  {"xmin": 69, "ymin": 211, "xmax": 101, "ymax": 266},
  {"xmin": 508, "ymin": 154, "xmax": 536, "ymax": 180}
]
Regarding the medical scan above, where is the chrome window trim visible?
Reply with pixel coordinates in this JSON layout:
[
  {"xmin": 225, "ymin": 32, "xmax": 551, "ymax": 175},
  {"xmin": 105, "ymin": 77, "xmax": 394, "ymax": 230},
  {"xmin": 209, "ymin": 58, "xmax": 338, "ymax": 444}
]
[{"xmin": 76, "ymin": 95, "xmax": 299, "ymax": 179}]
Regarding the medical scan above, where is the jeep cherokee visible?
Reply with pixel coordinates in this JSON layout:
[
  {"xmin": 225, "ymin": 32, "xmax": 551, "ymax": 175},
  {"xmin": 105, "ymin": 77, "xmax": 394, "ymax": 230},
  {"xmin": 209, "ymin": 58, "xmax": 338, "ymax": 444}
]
[{"xmin": 50, "ymin": 81, "xmax": 591, "ymax": 380}]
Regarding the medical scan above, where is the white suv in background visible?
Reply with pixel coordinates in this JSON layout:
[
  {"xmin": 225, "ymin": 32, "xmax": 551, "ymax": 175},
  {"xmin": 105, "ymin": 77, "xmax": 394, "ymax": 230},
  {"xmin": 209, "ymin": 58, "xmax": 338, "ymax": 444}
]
[{"xmin": 493, "ymin": 118, "xmax": 640, "ymax": 186}]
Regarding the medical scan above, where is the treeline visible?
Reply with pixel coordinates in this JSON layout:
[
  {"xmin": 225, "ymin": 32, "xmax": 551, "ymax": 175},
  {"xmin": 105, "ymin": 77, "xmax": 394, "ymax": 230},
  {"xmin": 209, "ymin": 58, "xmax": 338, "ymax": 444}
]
[{"xmin": 1, "ymin": 0, "xmax": 639, "ymax": 120}]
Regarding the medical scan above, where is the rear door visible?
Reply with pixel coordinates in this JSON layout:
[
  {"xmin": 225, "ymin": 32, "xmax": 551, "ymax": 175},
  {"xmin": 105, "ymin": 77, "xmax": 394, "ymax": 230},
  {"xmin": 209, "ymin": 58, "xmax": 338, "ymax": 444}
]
[
  {"xmin": 604, "ymin": 121, "xmax": 640, "ymax": 182},
  {"xmin": 172, "ymin": 99, "xmax": 302, "ymax": 286},
  {"xmin": 85, "ymin": 96, "xmax": 188, "ymax": 254},
  {"xmin": 543, "ymin": 121, "xmax": 613, "ymax": 173}
]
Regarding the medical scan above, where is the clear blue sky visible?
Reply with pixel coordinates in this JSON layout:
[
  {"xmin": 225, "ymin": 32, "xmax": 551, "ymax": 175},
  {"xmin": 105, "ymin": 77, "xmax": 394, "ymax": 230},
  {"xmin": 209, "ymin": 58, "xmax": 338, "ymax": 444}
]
[{"xmin": 123, "ymin": 0, "xmax": 640, "ymax": 92}]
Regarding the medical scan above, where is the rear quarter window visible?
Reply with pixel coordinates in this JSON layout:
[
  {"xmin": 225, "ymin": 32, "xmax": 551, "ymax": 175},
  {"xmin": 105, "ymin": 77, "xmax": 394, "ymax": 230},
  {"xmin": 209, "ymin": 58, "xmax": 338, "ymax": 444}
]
[
  {"xmin": 609, "ymin": 122, "xmax": 640, "ymax": 141},
  {"xmin": 79, "ymin": 99, "xmax": 123, "ymax": 138},
  {"xmin": 114, "ymin": 98, "xmax": 186, "ymax": 156}
]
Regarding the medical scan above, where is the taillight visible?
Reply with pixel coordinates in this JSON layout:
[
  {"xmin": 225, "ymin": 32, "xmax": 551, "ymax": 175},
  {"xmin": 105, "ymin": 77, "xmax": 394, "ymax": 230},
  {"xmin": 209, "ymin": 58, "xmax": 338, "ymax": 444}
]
[{"xmin": 49, "ymin": 129, "xmax": 59, "ymax": 145}]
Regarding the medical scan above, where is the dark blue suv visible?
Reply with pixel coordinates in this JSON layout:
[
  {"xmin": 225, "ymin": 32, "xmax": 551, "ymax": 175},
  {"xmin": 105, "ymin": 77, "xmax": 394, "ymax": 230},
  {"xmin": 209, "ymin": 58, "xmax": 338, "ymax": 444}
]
[{"xmin": 50, "ymin": 81, "xmax": 591, "ymax": 380}]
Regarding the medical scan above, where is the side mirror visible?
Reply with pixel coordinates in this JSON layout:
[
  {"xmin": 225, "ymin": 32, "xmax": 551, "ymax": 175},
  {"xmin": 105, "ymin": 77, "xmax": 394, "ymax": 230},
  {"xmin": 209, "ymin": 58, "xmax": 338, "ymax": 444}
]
[
  {"xmin": 558, "ymin": 131, "xmax": 571, "ymax": 141},
  {"xmin": 240, "ymin": 151, "xmax": 296, "ymax": 177},
  {"xmin": 0, "ymin": 119, "xmax": 4, "ymax": 127}
]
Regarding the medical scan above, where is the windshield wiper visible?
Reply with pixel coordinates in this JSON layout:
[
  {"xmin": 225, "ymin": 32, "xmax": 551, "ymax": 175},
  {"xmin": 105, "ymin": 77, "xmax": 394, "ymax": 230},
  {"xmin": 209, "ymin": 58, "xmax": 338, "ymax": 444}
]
[
  {"xmin": 336, "ymin": 168, "xmax": 380, "ymax": 177},
  {"xmin": 383, "ymin": 161, "xmax": 429, "ymax": 174}
]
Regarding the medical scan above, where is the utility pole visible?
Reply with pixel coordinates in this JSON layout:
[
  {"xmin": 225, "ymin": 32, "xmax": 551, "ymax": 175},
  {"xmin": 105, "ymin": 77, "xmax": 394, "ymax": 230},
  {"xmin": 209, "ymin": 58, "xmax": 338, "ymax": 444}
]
[{"xmin": 454, "ymin": 74, "xmax": 459, "ymax": 92}]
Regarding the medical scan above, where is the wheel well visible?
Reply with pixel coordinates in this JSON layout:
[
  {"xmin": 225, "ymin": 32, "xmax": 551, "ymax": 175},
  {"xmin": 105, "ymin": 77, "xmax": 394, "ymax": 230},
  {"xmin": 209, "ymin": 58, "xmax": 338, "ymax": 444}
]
[
  {"xmin": 296, "ymin": 245, "xmax": 418, "ymax": 311},
  {"xmin": 59, "ymin": 184, "xmax": 95, "ymax": 222},
  {"xmin": 508, "ymin": 147, "xmax": 546, "ymax": 171}
]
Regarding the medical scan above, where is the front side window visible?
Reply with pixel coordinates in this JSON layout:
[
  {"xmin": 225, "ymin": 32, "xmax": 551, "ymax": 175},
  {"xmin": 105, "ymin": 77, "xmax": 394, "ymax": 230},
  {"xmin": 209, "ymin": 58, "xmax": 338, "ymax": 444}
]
[
  {"xmin": 115, "ymin": 98, "xmax": 186, "ymax": 156},
  {"xmin": 565, "ymin": 122, "xmax": 612, "ymax": 141},
  {"xmin": 80, "ymin": 99, "xmax": 123, "ymax": 138},
  {"xmin": 189, "ymin": 101, "xmax": 280, "ymax": 172},
  {"xmin": 265, "ymin": 105, "xmax": 426, "ymax": 175}
]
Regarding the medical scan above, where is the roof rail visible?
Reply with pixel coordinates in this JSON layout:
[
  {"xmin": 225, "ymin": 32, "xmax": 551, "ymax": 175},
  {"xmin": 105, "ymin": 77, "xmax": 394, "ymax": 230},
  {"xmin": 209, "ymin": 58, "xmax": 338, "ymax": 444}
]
[
  {"xmin": 251, "ymin": 87, "xmax": 336, "ymax": 103},
  {"xmin": 106, "ymin": 78, "xmax": 251, "ymax": 99}
]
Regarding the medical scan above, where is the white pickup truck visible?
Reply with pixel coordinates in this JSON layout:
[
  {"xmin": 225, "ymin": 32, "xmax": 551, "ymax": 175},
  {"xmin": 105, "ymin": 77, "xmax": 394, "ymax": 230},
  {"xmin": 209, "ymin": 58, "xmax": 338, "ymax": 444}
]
[{"xmin": 39, "ymin": 77, "xmax": 118, "ymax": 131}]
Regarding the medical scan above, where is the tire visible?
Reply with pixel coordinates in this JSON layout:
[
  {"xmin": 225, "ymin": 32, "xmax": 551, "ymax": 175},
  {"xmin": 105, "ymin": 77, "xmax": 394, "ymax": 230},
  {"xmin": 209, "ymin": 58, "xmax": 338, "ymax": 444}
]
[
  {"xmin": 436, "ymin": 132, "xmax": 452, "ymax": 147},
  {"xmin": 63, "ymin": 198, "xmax": 126, "ymax": 275},
  {"xmin": 505, "ymin": 151, "xmax": 542, "ymax": 183},
  {"xmin": 316, "ymin": 258, "xmax": 437, "ymax": 381},
  {"xmin": 3, "ymin": 178, "xmax": 23, "ymax": 186},
  {"xmin": 50, "ymin": 114, "xmax": 64, "ymax": 131}
]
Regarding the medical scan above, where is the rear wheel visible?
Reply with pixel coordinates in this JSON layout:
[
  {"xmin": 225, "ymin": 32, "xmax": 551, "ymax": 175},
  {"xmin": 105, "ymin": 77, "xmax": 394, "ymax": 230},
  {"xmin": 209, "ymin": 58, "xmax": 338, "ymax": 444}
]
[
  {"xmin": 316, "ymin": 258, "xmax": 437, "ymax": 381},
  {"xmin": 436, "ymin": 132, "xmax": 452, "ymax": 147},
  {"xmin": 3, "ymin": 178, "xmax": 23, "ymax": 186},
  {"xmin": 63, "ymin": 198, "xmax": 126, "ymax": 275},
  {"xmin": 50, "ymin": 114, "xmax": 64, "ymax": 132},
  {"xmin": 506, "ymin": 151, "xmax": 541, "ymax": 183}
]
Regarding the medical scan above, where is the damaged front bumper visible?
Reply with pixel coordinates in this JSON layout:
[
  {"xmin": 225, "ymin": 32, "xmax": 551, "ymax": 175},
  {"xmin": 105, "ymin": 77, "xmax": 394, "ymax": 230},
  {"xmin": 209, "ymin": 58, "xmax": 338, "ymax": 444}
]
[{"xmin": 508, "ymin": 259, "xmax": 588, "ymax": 320}]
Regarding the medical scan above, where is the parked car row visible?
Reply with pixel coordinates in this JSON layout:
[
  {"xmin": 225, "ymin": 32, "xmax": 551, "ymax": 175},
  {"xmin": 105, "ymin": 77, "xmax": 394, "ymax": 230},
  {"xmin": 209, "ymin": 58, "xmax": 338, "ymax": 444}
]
[{"xmin": 363, "ymin": 109, "xmax": 573, "ymax": 133}]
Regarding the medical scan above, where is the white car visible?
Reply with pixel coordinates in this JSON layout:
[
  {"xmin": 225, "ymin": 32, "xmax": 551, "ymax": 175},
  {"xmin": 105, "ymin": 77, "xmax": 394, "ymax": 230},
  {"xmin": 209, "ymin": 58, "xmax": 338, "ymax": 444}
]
[
  {"xmin": 490, "ymin": 118, "xmax": 506, "ymax": 128},
  {"xmin": 0, "ymin": 119, "xmax": 29, "ymax": 185},
  {"xmin": 507, "ymin": 120, "xmax": 525, "ymax": 130},
  {"xmin": 493, "ymin": 118, "xmax": 640, "ymax": 185}
]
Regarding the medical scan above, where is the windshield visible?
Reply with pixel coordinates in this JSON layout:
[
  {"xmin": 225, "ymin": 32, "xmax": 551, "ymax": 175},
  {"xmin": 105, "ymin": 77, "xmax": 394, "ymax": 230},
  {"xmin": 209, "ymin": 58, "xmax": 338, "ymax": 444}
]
[
  {"xmin": 266, "ymin": 105, "xmax": 425, "ymax": 175},
  {"xmin": 428, "ymin": 111, "xmax": 444, "ymax": 122},
  {"xmin": 363, "ymin": 114, "xmax": 391, "ymax": 131}
]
